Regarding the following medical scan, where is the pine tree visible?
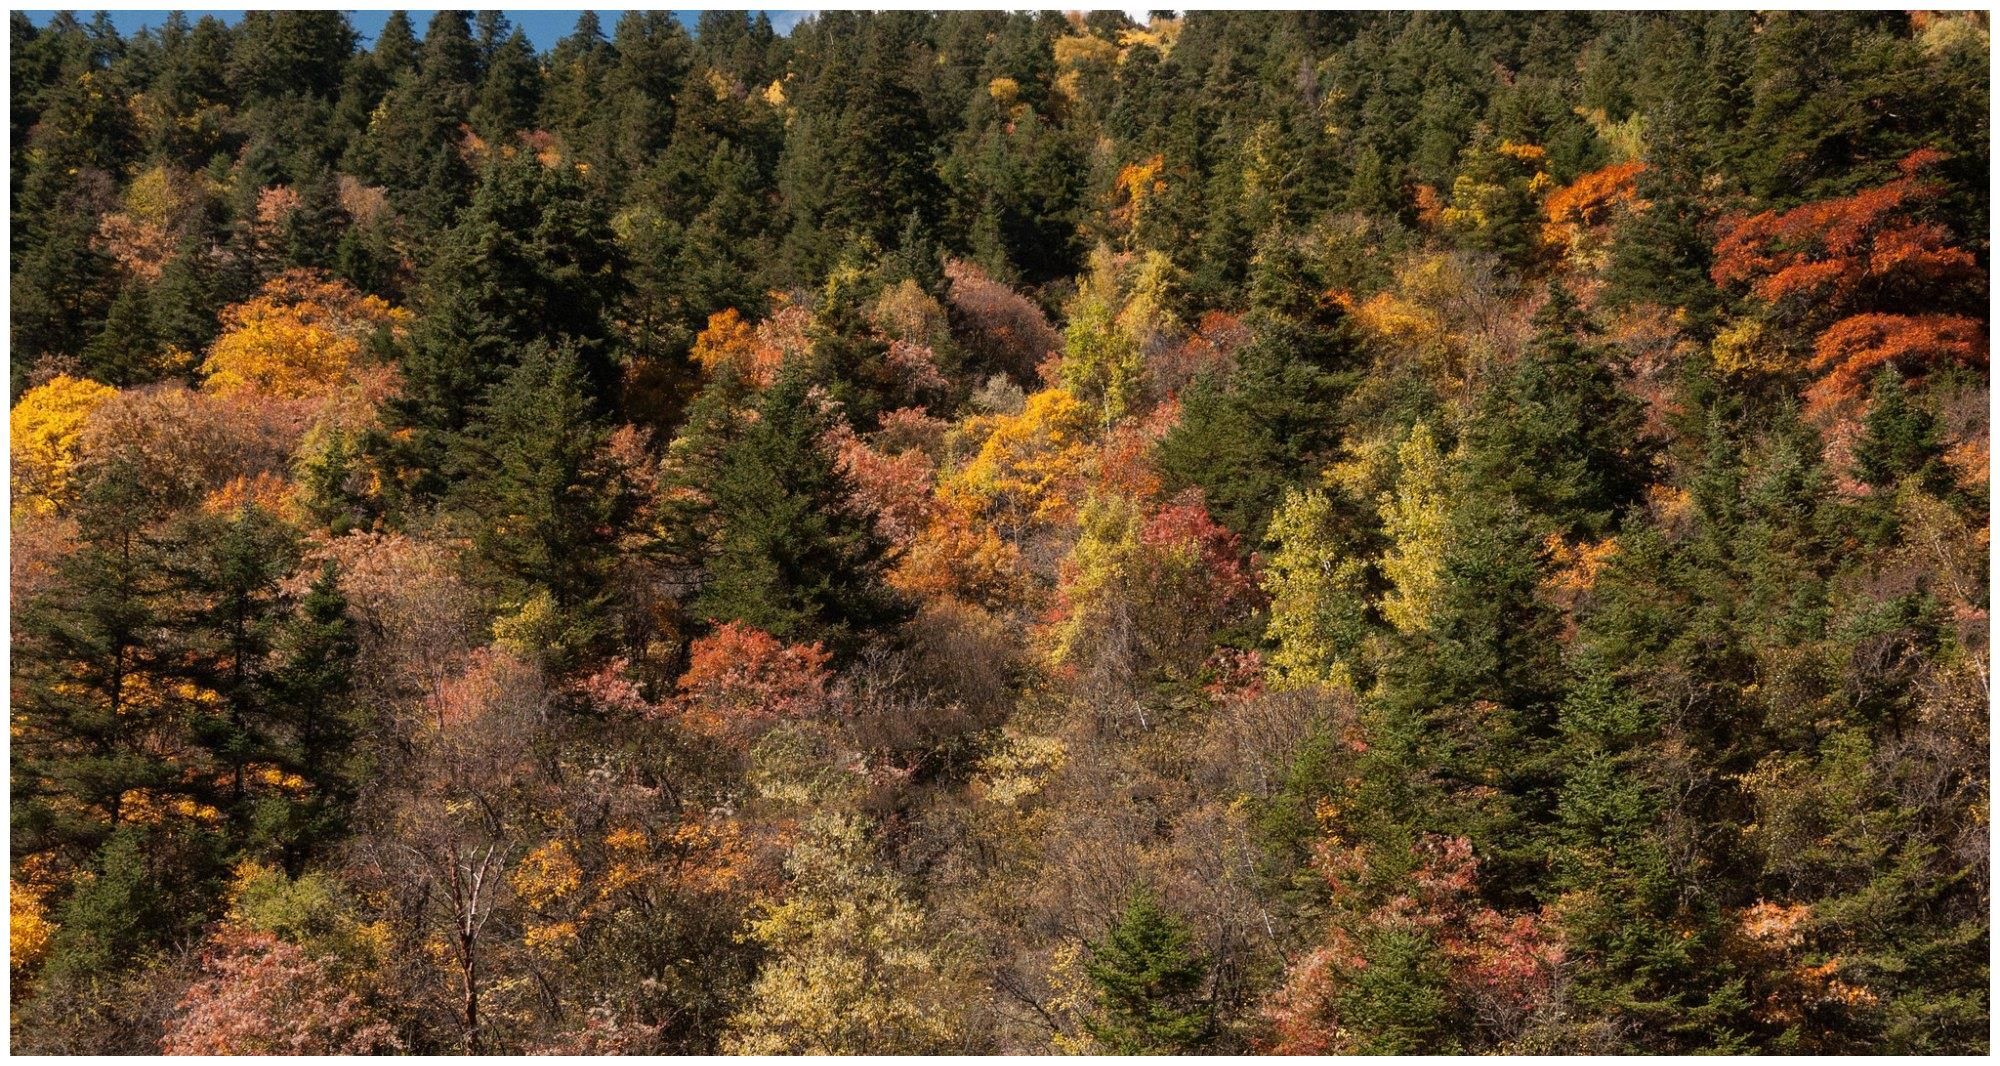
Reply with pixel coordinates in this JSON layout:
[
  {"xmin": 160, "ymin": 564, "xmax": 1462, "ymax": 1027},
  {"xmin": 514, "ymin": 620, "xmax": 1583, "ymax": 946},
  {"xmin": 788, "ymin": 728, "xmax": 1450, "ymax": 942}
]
[
  {"xmin": 149, "ymin": 232, "xmax": 229, "ymax": 360},
  {"xmin": 160, "ymin": 505, "xmax": 299, "ymax": 825},
  {"xmin": 1547, "ymin": 658, "xmax": 1726, "ymax": 1042},
  {"xmin": 468, "ymin": 27, "xmax": 540, "ymax": 143},
  {"xmin": 12, "ymin": 463, "xmax": 178, "ymax": 857},
  {"xmin": 37, "ymin": 824, "xmax": 220, "ymax": 988},
  {"xmin": 262, "ymin": 561, "xmax": 362, "ymax": 872},
  {"xmin": 383, "ymin": 156, "xmax": 623, "ymax": 502},
  {"xmin": 79, "ymin": 282, "xmax": 161, "ymax": 387},
  {"xmin": 1603, "ymin": 21, "xmax": 1721, "ymax": 325},
  {"xmin": 355, "ymin": 11, "xmax": 478, "ymax": 203},
  {"xmin": 449, "ymin": 341, "xmax": 622, "ymax": 660},
  {"xmin": 805, "ymin": 265, "xmax": 896, "ymax": 429},
  {"xmin": 692, "ymin": 364, "xmax": 905, "ymax": 658},
  {"xmin": 1460, "ymin": 282, "xmax": 1651, "ymax": 540},
  {"xmin": 12, "ymin": 185, "xmax": 116, "ymax": 388},
  {"xmin": 1157, "ymin": 242, "xmax": 1357, "ymax": 540},
  {"xmin": 1083, "ymin": 888, "xmax": 1214, "ymax": 1054},
  {"xmin": 226, "ymin": 11, "xmax": 355, "ymax": 102},
  {"xmin": 541, "ymin": 12, "xmax": 614, "ymax": 140},
  {"xmin": 1853, "ymin": 367, "xmax": 1949, "ymax": 496}
]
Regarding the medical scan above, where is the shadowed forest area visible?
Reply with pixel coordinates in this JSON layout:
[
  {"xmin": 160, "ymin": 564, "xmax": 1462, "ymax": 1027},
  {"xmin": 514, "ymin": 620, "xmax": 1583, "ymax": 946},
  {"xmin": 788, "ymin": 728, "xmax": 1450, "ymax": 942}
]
[{"xmin": 8, "ymin": 9, "xmax": 1991, "ymax": 1054}]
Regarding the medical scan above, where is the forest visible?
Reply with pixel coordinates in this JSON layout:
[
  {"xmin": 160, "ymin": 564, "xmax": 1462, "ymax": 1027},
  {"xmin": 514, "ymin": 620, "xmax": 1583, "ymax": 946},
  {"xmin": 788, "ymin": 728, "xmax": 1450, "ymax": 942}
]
[{"xmin": 7, "ymin": 8, "xmax": 1991, "ymax": 1055}]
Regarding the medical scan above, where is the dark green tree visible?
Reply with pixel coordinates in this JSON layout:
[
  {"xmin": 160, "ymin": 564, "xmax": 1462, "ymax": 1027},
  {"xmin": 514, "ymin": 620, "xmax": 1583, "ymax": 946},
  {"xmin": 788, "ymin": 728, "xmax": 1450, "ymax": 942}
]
[
  {"xmin": 260, "ymin": 561, "xmax": 364, "ymax": 872},
  {"xmin": 79, "ymin": 282, "xmax": 160, "ymax": 387},
  {"xmin": 1852, "ymin": 367, "xmax": 1950, "ymax": 497},
  {"xmin": 1083, "ymin": 888, "xmax": 1214, "ymax": 1054},
  {"xmin": 382, "ymin": 156, "xmax": 623, "ymax": 502},
  {"xmin": 1459, "ymin": 282, "xmax": 1652, "ymax": 541},
  {"xmin": 1158, "ymin": 237, "xmax": 1358, "ymax": 540},
  {"xmin": 12, "ymin": 464, "xmax": 178, "ymax": 858},
  {"xmin": 468, "ymin": 27, "xmax": 541, "ymax": 143},
  {"xmin": 449, "ymin": 341, "xmax": 623, "ymax": 660},
  {"xmin": 690, "ymin": 364, "xmax": 906, "ymax": 658},
  {"xmin": 160, "ymin": 505, "xmax": 299, "ymax": 822}
]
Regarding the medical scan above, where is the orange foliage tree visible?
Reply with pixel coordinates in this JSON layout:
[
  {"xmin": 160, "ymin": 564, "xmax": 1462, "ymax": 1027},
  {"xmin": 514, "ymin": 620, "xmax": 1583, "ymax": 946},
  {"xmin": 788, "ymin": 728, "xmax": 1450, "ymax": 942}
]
[
  {"xmin": 677, "ymin": 622, "xmax": 839, "ymax": 743},
  {"xmin": 689, "ymin": 308, "xmax": 784, "ymax": 388},
  {"xmin": 830, "ymin": 424, "xmax": 939, "ymax": 548},
  {"xmin": 1541, "ymin": 160, "xmax": 1645, "ymax": 261},
  {"xmin": 888, "ymin": 486, "xmax": 1025, "ymax": 610},
  {"xmin": 1711, "ymin": 149, "xmax": 1985, "ymax": 411}
]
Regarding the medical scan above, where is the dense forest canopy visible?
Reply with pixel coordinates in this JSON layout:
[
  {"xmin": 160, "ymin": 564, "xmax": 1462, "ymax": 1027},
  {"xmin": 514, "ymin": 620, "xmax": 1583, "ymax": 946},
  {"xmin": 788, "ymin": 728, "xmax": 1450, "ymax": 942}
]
[{"xmin": 8, "ymin": 8, "xmax": 1991, "ymax": 1054}]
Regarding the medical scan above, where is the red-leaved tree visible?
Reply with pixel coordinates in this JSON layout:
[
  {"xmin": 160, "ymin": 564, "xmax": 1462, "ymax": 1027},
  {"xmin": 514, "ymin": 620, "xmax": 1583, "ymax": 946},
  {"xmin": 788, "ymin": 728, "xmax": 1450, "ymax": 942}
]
[{"xmin": 161, "ymin": 931, "xmax": 401, "ymax": 1055}]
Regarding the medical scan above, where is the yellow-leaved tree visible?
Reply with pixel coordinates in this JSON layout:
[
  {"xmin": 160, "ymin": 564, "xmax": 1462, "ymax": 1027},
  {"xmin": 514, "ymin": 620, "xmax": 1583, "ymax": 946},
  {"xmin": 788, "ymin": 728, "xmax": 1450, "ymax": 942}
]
[
  {"xmin": 723, "ymin": 813, "xmax": 967, "ymax": 1054},
  {"xmin": 1263, "ymin": 487, "xmax": 1371, "ymax": 690},
  {"xmin": 953, "ymin": 387, "xmax": 1096, "ymax": 532},
  {"xmin": 1060, "ymin": 248, "xmax": 1147, "ymax": 428},
  {"xmin": 1377, "ymin": 421, "xmax": 1453, "ymax": 635},
  {"xmin": 11, "ymin": 373, "xmax": 118, "ymax": 517},
  {"xmin": 201, "ymin": 269, "xmax": 404, "ymax": 399}
]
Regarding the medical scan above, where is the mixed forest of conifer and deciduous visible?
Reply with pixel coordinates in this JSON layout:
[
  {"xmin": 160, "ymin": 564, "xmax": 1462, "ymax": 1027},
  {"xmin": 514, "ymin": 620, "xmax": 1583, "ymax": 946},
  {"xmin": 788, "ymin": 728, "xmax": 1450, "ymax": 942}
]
[{"xmin": 8, "ymin": 9, "xmax": 1991, "ymax": 1055}]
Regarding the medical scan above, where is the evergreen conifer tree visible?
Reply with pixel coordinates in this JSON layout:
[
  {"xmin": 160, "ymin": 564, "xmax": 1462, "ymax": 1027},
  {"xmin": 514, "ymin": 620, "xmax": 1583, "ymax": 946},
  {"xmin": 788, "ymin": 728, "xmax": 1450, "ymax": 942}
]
[
  {"xmin": 1083, "ymin": 888, "xmax": 1214, "ymax": 1054},
  {"xmin": 692, "ymin": 363, "xmax": 905, "ymax": 657}
]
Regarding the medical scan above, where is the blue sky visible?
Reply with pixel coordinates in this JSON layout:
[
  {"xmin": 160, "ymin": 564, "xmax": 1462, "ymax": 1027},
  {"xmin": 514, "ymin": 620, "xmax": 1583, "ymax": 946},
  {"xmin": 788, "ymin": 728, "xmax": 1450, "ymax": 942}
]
[{"xmin": 24, "ymin": 10, "xmax": 813, "ymax": 49}]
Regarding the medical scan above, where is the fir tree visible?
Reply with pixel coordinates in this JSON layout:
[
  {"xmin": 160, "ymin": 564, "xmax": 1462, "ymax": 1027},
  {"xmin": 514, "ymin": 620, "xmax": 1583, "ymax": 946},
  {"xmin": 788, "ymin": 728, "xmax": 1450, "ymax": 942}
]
[
  {"xmin": 1083, "ymin": 888, "xmax": 1214, "ymax": 1054},
  {"xmin": 79, "ymin": 282, "xmax": 161, "ymax": 387},
  {"xmin": 1158, "ymin": 239, "xmax": 1356, "ymax": 540},
  {"xmin": 262, "ymin": 562, "xmax": 363, "ymax": 872},
  {"xmin": 692, "ymin": 363, "xmax": 906, "ymax": 658},
  {"xmin": 1853, "ymin": 367, "xmax": 1949, "ymax": 496},
  {"xmin": 383, "ymin": 156, "xmax": 623, "ymax": 502},
  {"xmin": 160, "ymin": 505, "xmax": 299, "ymax": 822},
  {"xmin": 449, "ymin": 341, "xmax": 622, "ymax": 660},
  {"xmin": 469, "ymin": 27, "xmax": 541, "ymax": 143},
  {"xmin": 12, "ymin": 463, "xmax": 177, "ymax": 857},
  {"xmin": 1460, "ymin": 282, "xmax": 1651, "ymax": 540}
]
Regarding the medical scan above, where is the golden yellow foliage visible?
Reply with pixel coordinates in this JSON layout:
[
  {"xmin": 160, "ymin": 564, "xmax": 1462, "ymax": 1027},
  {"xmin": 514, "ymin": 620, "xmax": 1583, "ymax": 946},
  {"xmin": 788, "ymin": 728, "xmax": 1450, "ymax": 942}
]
[
  {"xmin": 11, "ymin": 373, "xmax": 117, "ymax": 517},
  {"xmin": 689, "ymin": 307, "xmax": 774, "ymax": 385},
  {"xmin": 952, "ymin": 388, "xmax": 1095, "ymax": 530},
  {"xmin": 1112, "ymin": 154, "xmax": 1165, "ymax": 234},
  {"xmin": 524, "ymin": 920, "xmax": 579, "ymax": 955},
  {"xmin": 1710, "ymin": 317, "xmax": 1787, "ymax": 375},
  {"xmin": 1060, "ymin": 248, "xmax": 1146, "ymax": 424},
  {"xmin": 1378, "ymin": 422, "xmax": 1452, "ymax": 635},
  {"xmin": 1118, "ymin": 15, "xmax": 1182, "ymax": 58},
  {"xmin": 974, "ymin": 731, "xmax": 1069, "ymax": 808},
  {"xmin": 1347, "ymin": 254, "xmax": 1496, "ymax": 394},
  {"xmin": 512, "ymin": 839, "xmax": 584, "ymax": 911},
  {"xmin": 1052, "ymin": 33, "xmax": 1119, "ymax": 100},
  {"xmin": 10, "ymin": 879, "xmax": 54, "ymax": 976},
  {"xmin": 1542, "ymin": 533, "xmax": 1620, "ymax": 597},
  {"xmin": 202, "ymin": 270, "xmax": 404, "ymax": 399},
  {"xmin": 1323, "ymin": 433, "xmax": 1399, "ymax": 500}
]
